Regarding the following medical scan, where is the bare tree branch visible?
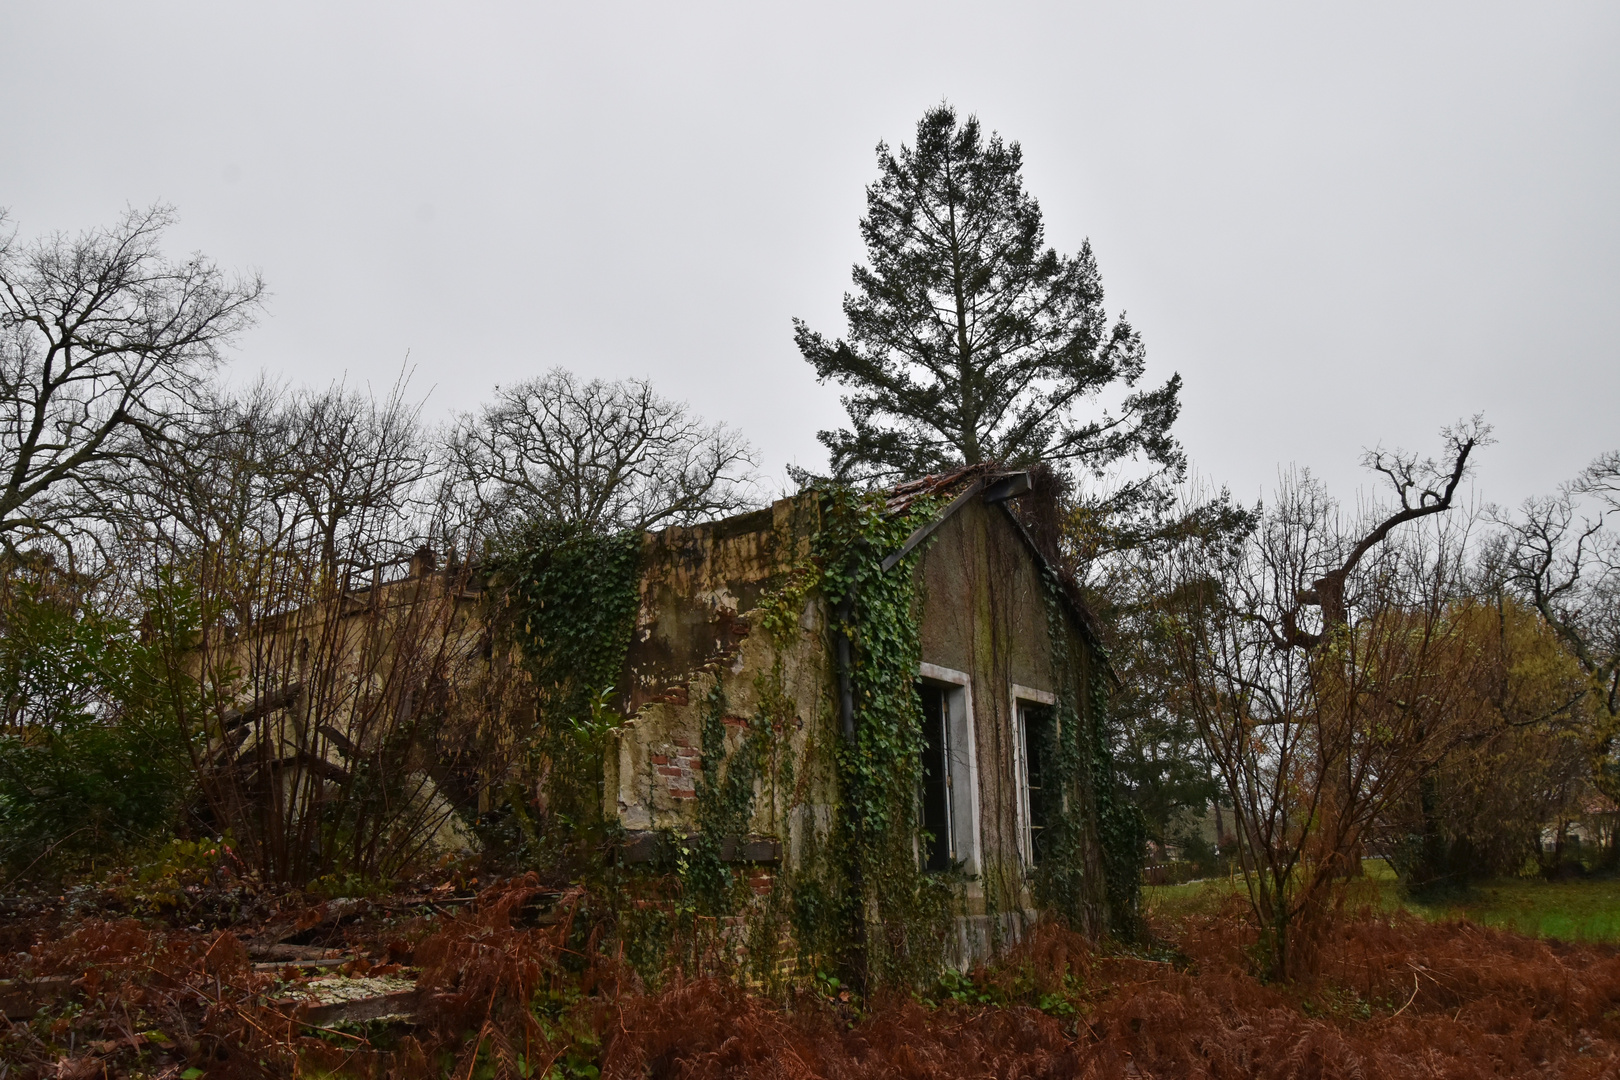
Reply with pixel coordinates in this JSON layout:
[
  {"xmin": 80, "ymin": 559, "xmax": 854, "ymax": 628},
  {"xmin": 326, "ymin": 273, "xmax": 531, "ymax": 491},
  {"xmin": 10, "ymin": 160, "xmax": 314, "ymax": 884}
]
[
  {"xmin": 445, "ymin": 368, "xmax": 758, "ymax": 540},
  {"xmin": 1280, "ymin": 417, "xmax": 1491, "ymax": 649},
  {"xmin": 0, "ymin": 205, "xmax": 264, "ymax": 558}
]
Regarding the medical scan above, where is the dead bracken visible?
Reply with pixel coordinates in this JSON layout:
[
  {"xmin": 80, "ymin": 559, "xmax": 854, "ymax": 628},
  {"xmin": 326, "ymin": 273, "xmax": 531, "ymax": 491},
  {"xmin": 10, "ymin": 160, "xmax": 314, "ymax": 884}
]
[{"xmin": 1, "ymin": 875, "xmax": 1618, "ymax": 1078}]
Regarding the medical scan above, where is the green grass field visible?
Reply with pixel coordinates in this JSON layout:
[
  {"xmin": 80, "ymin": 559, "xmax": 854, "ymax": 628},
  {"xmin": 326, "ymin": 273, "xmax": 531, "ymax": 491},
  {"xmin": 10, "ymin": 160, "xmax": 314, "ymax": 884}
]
[{"xmin": 1144, "ymin": 861, "xmax": 1620, "ymax": 944}]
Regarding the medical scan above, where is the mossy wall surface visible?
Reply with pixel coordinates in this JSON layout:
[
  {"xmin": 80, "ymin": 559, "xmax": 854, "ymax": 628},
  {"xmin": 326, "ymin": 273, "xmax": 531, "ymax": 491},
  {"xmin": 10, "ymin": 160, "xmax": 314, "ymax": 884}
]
[{"xmin": 605, "ymin": 495, "xmax": 832, "ymax": 835}]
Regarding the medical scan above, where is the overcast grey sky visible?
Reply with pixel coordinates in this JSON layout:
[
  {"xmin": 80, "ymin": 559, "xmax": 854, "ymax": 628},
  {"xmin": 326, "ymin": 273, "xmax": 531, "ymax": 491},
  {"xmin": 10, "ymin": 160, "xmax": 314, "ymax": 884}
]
[{"xmin": 3, "ymin": 2, "xmax": 1616, "ymax": 507}]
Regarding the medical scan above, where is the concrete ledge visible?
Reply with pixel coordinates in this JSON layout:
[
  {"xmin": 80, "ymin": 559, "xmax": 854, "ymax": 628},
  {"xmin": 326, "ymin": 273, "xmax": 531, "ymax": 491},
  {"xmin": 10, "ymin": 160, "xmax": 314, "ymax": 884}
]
[{"xmin": 619, "ymin": 831, "xmax": 782, "ymax": 865}]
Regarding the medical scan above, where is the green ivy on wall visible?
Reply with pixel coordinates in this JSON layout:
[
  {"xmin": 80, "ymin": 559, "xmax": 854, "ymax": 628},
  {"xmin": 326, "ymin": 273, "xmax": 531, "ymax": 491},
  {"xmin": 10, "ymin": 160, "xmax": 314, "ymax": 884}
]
[
  {"xmin": 1034, "ymin": 569, "xmax": 1145, "ymax": 939},
  {"xmin": 812, "ymin": 486, "xmax": 960, "ymax": 990},
  {"xmin": 493, "ymin": 486, "xmax": 1141, "ymax": 990},
  {"xmin": 496, "ymin": 524, "xmax": 644, "ymax": 846}
]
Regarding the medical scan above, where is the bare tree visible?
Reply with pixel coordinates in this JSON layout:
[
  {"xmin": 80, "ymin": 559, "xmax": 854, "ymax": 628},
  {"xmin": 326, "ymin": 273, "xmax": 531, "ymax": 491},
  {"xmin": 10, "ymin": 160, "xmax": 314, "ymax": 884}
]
[
  {"xmin": 446, "ymin": 368, "xmax": 757, "ymax": 540},
  {"xmin": 106, "ymin": 376, "xmax": 436, "ymax": 617},
  {"xmin": 101, "ymin": 383, "xmax": 293, "ymax": 602},
  {"xmin": 0, "ymin": 205, "xmax": 263, "ymax": 556},
  {"xmin": 1495, "ymin": 450, "xmax": 1620, "ymax": 798},
  {"xmin": 1165, "ymin": 424, "xmax": 1488, "ymax": 979},
  {"xmin": 1280, "ymin": 419, "xmax": 1487, "ymax": 647},
  {"xmin": 1377, "ymin": 588, "xmax": 1599, "ymax": 884},
  {"xmin": 282, "ymin": 378, "xmax": 435, "ymax": 587}
]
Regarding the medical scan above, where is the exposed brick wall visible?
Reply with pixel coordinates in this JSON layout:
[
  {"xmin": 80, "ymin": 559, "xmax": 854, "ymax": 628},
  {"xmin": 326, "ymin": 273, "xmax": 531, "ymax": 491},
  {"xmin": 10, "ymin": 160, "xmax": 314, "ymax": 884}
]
[
  {"xmin": 648, "ymin": 715, "xmax": 747, "ymax": 804},
  {"xmin": 652, "ymin": 736, "xmax": 701, "ymax": 801}
]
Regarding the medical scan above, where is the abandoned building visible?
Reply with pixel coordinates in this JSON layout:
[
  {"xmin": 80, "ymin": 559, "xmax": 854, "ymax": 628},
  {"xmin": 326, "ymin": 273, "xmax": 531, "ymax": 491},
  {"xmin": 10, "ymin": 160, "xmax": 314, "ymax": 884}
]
[
  {"xmin": 206, "ymin": 465, "xmax": 1127, "ymax": 962},
  {"xmin": 604, "ymin": 465, "xmax": 1124, "ymax": 952}
]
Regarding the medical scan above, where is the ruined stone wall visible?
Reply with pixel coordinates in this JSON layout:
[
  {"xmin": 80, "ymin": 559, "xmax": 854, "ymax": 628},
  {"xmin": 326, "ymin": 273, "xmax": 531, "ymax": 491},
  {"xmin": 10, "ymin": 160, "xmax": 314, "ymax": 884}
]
[
  {"xmin": 620, "ymin": 497, "xmax": 818, "ymax": 712},
  {"xmin": 193, "ymin": 567, "xmax": 494, "ymax": 865}
]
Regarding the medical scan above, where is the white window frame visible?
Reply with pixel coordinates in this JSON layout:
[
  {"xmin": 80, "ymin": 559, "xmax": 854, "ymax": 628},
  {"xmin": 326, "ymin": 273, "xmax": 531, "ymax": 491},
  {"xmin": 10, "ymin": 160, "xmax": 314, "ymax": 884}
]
[
  {"xmin": 1010, "ymin": 684, "xmax": 1057, "ymax": 872},
  {"xmin": 918, "ymin": 663, "xmax": 982, "ymax": 875}
]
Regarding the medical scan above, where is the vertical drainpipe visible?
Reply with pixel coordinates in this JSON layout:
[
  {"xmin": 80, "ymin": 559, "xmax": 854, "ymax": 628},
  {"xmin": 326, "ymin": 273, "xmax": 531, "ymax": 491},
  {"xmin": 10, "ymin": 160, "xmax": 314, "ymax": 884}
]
[{"xmin": 833, "ymin": 540, "xmax": 869, "ymax": 748}]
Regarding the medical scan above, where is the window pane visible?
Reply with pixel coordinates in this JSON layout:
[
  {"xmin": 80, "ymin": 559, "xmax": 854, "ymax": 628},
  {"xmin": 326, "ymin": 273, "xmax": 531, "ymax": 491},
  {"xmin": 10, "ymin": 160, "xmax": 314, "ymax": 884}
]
[
  {"xmin": 1021, "ymin": 703, "xmax": 1056, "ymax": 866},
  {"xmin": 918, "ymin": 682, "xmax": 953, "ymax": 871}
]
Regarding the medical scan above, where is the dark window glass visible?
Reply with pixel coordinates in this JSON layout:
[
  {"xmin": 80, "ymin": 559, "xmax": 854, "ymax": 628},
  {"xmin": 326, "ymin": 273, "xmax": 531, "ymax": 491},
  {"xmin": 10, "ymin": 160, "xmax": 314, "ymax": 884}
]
[
  {"xmin": 1021, "ymin": 703, "xmax": 1056, "ymax": 865},
  {"xmin": 918, "ymin": 682, "xmax": 954, "ymax": 871}
]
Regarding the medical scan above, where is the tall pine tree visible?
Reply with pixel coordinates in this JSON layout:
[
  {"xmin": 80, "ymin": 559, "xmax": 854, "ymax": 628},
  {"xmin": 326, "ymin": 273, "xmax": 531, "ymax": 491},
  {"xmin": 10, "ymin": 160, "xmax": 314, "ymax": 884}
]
[{"xmin": 795, "ymin": 104, "xmax": 1182, "ymax": 484}]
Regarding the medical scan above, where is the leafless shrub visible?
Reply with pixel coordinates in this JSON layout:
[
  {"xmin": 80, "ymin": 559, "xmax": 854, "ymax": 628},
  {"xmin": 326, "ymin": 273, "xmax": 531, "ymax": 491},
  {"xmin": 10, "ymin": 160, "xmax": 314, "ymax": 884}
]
[
  {"xmin": 1494, "ymin": 450, "xmax": 1620, "ymax": 805},
  {"xmin": 93, "ymin": 377, "xmax": 524, "ymax": 884}
]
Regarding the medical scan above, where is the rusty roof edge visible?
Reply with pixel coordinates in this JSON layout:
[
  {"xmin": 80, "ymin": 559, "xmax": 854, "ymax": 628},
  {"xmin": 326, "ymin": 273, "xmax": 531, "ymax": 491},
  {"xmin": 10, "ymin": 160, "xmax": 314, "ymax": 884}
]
[
  {"xmin": 877, "ymin": 465, "xmax": 1037, "ymax": 573},
  {"xmin": 882, "ymin": 463, "xmax": 999, "ymax": 512},
  {"xmin": 878, "ymin": 477, "xmax": 988, "ymax": 573}
]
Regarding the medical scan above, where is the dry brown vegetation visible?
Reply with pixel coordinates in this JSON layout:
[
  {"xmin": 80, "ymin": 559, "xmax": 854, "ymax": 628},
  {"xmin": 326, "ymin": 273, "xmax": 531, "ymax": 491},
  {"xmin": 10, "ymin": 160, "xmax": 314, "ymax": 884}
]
[{"xmin": 4, "ymin": 875, "xmax": 1619, "ymax": 1079}]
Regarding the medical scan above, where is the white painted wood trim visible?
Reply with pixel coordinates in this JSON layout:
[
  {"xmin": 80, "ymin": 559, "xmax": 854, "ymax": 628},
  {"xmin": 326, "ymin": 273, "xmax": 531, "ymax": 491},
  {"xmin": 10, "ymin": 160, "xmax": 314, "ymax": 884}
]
[
  {"xmin": 1010, "ymin": 684, "xmax": 1056, "ymax": 707},
  {"xmin": 919, "ymin": 662, "xmax": 972, "ymax": 687},
  {"xmin": 1009, "ymin": 684, "xmax": 1055, "ymax": 871}
]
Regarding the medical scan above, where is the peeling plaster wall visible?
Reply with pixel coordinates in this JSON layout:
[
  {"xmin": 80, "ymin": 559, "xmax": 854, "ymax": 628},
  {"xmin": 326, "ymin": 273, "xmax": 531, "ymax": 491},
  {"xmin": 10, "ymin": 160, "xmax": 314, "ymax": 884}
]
[
  {"xmin": 621, "ymin": 497, "xmax": 819, "ymax": 712},
  {"xmin": 608, "ymin": 494, "xmax": 835, "ymax": 836},
  {"xmin": 609, "ymin": 603, "xmax": 834, "ymax": 835}
]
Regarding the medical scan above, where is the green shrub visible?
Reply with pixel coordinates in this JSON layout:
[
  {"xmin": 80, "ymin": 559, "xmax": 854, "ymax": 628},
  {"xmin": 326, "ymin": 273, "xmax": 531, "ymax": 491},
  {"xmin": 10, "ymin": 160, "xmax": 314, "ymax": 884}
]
[{"xmin": 0, "ymin": 577, "xmax": 201, "ymax": 884}]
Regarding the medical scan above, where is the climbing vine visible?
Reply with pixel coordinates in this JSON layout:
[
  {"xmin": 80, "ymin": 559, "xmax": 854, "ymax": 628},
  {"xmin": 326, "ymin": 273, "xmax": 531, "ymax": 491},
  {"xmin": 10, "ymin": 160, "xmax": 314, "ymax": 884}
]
[
  {"xmin": 1090, "ymin": 661, "xmax": 1145, "ymax": 932},
  {"xmin": 812, "ymin": 486, "xmax": 960, "ymax": 989},
  {"xmin": 1034, "ymin": 569, "xmax": 1145, "ymax": 938},
  {"xmin": 490, "ymin": 485, "xmax": 1140, "ymax": 992},
  {"xmin": 660, "ymin": 661, "xmax": 806, "ymax": 985},
  {"xmin": 495, "ymin": 524, "xmax": 644, "ymax": 847},
  {"xmin": 684, "ymin": 678, "xmax": 789, "ymax": 912},
  {"xmin": 655, "ymin": 486, "xmax": 964, "ymax": 991}
]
